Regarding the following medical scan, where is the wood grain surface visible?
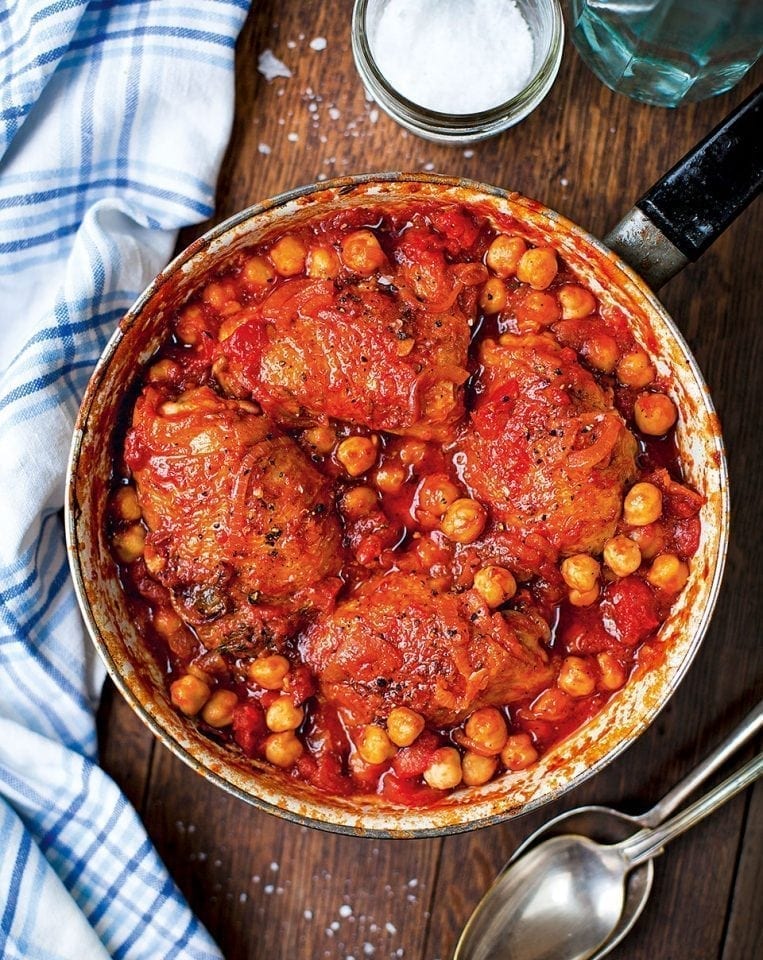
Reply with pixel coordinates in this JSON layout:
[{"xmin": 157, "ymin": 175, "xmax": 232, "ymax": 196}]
[{"xmin": 96, "ymin": 3, "xmax": 763, "ymax": 958}]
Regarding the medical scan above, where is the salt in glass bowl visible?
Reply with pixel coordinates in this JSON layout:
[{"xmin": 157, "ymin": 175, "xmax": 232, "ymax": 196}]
[{"xmin": 351, "ymin": 0, "xmax": 565, "ymax": 144}]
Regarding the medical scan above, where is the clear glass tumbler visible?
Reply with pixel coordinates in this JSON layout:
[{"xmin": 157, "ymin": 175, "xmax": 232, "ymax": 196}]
[{"xmin": 569, "ymin": 0, "xmax": 763, "ymax": 107}]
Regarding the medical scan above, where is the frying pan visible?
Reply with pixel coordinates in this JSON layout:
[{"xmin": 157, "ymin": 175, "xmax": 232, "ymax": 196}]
[{"xmin": 65, "ymin": 87, "xmax": 762, "ymax": 837}]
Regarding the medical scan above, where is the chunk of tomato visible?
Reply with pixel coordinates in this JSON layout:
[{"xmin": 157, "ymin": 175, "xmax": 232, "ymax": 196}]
[{"xmin": 601, "ymin": 577, "xmax": 660, "ymax": 646}]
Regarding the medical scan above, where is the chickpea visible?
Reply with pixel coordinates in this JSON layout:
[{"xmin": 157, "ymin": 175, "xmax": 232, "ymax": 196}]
[
  {"xmin": 485, "ymin": 234, "xmax": 527, "ymax": 278},
  {"xmin": 623, "ymin": 482, "xmax": 663, "ymax": 526},
  {"xmin": 153, "ymin": 608, "xmax": 183, "ymax": 640},
  {"xmin": 568, "ymin": 585, "xmax": 599, "ymax": 607},
  {"xmin": 441, "ymin": 498, "xmax": 487, "ymax": 544},
  {"xmin": 341, "ymin": 485, "xmax": 379, "ymax": 519},
  {"xmin": 634, "ymin": 392, "xmax": 678, "ymax": 436},
  {"xmin": 603, "ymin": 535, "xmax": 642, "ymax": 577},
  {"xmin": 647, "ymin": 553, "xmax": 690, "ymax": 593},
  {"xmin": 462, "ymin": 751, "xmax": 499, "ymax": 787},
  {"xmin": 515, "ymin": 290, "xmax": 560, "ymax": 330},
  {"xmin": 465, "ymin": 707, "xmax": 508, "ymax": 755},
  {"xmin": 423, "ymin": 746, "xmax": 463, "ymax": 790},
  {"xmin": 583, "ymin": 334, "xmax": 619, "ymax": 374},
  {"xmin": 143, "ymin": 544, "xmax": 165, "ymax": 576},
  {"xmin": 336, "ymin": 435, "xmax": 378, "ymax": 476},
  {"xmin": 146, "ymin": 358, "xmax": 182, "ymax": 383},
  {"xmin": 175, "ymin": 304, "xmax": 205, "ymax": 345},
  {"xmin": 248, "ymin": 654, "xmax": 290, "ymax": 690},
  {"xmin": 617, "ymin": 349, "xmax": 656, "ymax": 388},
  {"xmin": 375, "ymin": 461, "xmax": 406, "ymax": 494},
  {"xmin": 265, "ymin": 695, "xmax": 304, "ymax": 732},
  {"xmin": 558, "ymin": 283, "xmax": 597, "ymax": 319},
  {"xmin": 216, "ymin": 316, "xmax": 247, "ymax": 343},
  {"xmin": 270, "ymin": 234, "xmax": 307, "ymax": 276},
  {"xmin": 303, "ymin": 424, "xmax": 336, "ymax": 455},
  {"xmin": 418, "ymin": 474, "xmax": 461, "ymax": 517},
  {"xmin": 113, "ymin": 485, "xmax": 141, "ymax": 522},
  {"xmin": 399, "ymin": 439, "xmax": 428, "ymax": 466},
  {"xmin": 596, "ymin": 651, "xmax": 627, "ymax": 691},
  {"xmin": 500, "ymin": 733, "xmax": 538, "ymax": 771},
  {"xmin": 560, "ymin": 554, "xmax": 600, "ymax": 593},
  {"xmin": 112, "ymin": 524, "xmax": 145, "ymax": 563},
  {"xmin": 516, "ymin": 246, "xmax": 558, "ymax": 290},
  {"xmin": 202, "ymin": 689, "xmax": 239, "ymax": 727},
  {"xmin": 203, "ymin": 281, "xmax": 236, "ymax": 310},
  {"xmin": 479, "ymin": 277, "xmax": 508, "ymax": 314},
  {"xmin": 341, "ymin": 229, "xmax": 385, "ymax": 275},
  {"xmin": 558, "ymin": 656, "xmax": 597, "ymax": 698},
  {"xmin": 170, "ymin": 675, "xmax": 211, "ymax": 717},
  {"xmin": 242, "ymin": 255, "xmax": 275, "ymax": 288},
  {"xmin": 386, "ymin": 707, "xmax": 425, "ymax": 747},
  {"xmin": 531, "ymin": 688, "xmax": 572, "ymax": 721},
  {"xmin": 473, "ymin": 565, "xmax": 517, "ymax": 609},
  {"xmin": 627, "ymin": 522, "xmax": 665, "ymax": 560},
  {"xmin": 306, "ymin": 245, "xmax": 341, "ymax": 279},
  {"xmin": 357, "ymin": 724, "xmax": 397, "ymax": 765},
  {"xmin": 265, "ymin": 731, "xmax": 304, "ymax": 768}
]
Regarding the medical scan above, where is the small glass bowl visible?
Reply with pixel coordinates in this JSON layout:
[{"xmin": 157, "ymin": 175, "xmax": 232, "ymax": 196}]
[{"xmin": 351, "ymin": 0, "xmax": 565, "ymax": 144}]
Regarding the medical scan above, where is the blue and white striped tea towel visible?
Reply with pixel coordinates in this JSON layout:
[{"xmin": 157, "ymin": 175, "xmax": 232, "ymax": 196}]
[{"xmin": 0, "ymin": 2, "xmax": 251, "ymax": 957}]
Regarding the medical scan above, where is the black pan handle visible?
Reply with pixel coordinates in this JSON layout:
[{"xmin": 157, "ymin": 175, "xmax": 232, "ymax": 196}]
[{"xmin": 604, "ymin": 84, "xmax": 763, "ymax": 290}]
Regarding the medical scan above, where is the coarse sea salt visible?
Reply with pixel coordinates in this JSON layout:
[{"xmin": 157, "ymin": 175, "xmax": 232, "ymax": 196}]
[
  {"xmin": 369, "ymin": 0, "xmax": 534, "ymax": 113},
  {"xmin": 257, "ymin": 49, "xmax": 292, "ymax": 81}
]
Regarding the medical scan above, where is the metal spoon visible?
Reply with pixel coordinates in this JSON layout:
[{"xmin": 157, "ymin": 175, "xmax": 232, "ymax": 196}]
[
  {"xmin": 502, "ymin": 701, "xmax": 763, "ymax": 960},
  {"xmin": 455, "ymin": 750, "xmax": 763, "ymax": 960},
  {"xmin": 454, "ymin": 701, "xmax": 763, "ymax": 960}
]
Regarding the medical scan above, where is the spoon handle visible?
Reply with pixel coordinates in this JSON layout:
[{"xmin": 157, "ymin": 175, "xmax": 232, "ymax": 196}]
[
  {"xmin": 620, "ymin": 751, "xmax": 763, "ymax": 868},
  {"xmin": 640, "ymin": 700, "xmax": 763, "ymax": 828}
]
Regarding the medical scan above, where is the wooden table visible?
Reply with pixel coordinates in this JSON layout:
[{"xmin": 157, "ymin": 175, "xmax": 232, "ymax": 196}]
[{"xmin": 97, "ymin": 4, "xmax": 763, "ymax": 958}]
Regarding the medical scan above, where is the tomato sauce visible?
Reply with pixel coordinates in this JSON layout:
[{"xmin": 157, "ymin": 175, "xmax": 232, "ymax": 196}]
[{"xmin": 107, "ymin": 200, "xmax": 703, "ymax": 805}]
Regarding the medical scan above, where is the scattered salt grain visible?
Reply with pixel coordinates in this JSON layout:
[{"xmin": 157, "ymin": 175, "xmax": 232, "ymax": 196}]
[
  {"xmin": 369, "ymin": 0, "xmax": 533, "ymax": 113},
  {"xmin": 287, "ymin": 40, "xmax": 297, "ymax": 49},
  {"xmin": 560, "ymin": 177, "xmax": 569, "ymax": 187},
  {"xmin": 270, "ymin": 861, "xmax": 279, "ymax": 872},
  {"xmin": 385, "ymin": 922, "xmax": 397, "ymax": 935},
  {"xmin": 304, "ymin": 909, "xmax": 314, "ymax": 920},
  {"xmin": 339, "ymin": 904, "xmax": 353, "ymax": 918},
  {"xmin": 423, "ymin": 162, "xmax": 435, "ymax": 171},
  {"xmin": 363, "ymin": 943, "xmax": 375, "ymax": 956},
  {"xmin": 258, "ymin": 142, "xmax": 272, "ymax": 155},
  {"xmin": 328, "ymin": 106, "xmax": 342, "ymax": 120},
  {"xmin": 257, "ymin": 49, "xmax": 292, "ymax": 81},
  {"xmin": 264, "ymin": 884, "xmax": 275, "ymax": 894},
  {"xmin": 330, "ymin": 921, "xmax": 341, "ymax": 931},
  {"xmin": 239, "ymin": 892, "xmax": 248, "ymax": 903},
  {"xmin": 369, "ymin": 108, "xmax": 379, "ymax": 123},
  {"xmin": 463, "ymin": 149, "xmax": 474, "ymax": 159},
  {"xmin": 287, "ymin": 132, "xmax": 299, "ymax": 142},
  {"xmin": 407, "ymin": 879, "xmax": 418, "ymax": 888},
  {"xmin": 310, "ymin": 36, "xmax": 328, "ymax": 51}
]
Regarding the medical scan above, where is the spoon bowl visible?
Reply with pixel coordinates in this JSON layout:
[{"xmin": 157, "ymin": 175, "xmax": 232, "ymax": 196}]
[{"xmin": 507, "ymin": 806, "xmax": 654, "ymax": 960}]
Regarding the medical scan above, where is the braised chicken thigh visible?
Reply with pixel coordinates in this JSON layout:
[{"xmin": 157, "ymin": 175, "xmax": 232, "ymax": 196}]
[{"xmin": 125, "ymin": 385, "xmax": 342, "ymax": 651}]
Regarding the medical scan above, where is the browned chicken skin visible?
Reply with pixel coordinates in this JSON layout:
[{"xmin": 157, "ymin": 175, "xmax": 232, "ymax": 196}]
[
  {"xmin": 459, "ymin": 333, "xmax": 637, "ymax": 557},
  {"xmin": 301, "ymin": 571, "xmax": 554, "ymax": 728},
  {"xmin": 220, "ymin": 273, "xmax": 471, "ymax": 441},
  {"xmin": 124, "ymin": 385, "xmax": 343, "ymax": 651}
]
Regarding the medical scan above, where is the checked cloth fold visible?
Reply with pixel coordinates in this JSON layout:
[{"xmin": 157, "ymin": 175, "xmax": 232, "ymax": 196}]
[{"xmin": 0, "ymin": 1, "xmax": 251, "ymax": 957}]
